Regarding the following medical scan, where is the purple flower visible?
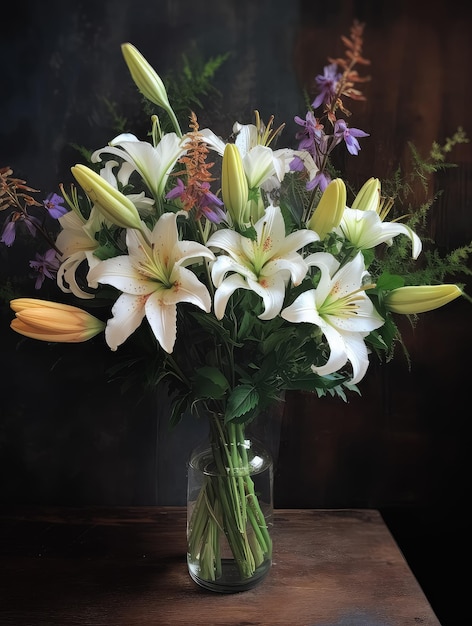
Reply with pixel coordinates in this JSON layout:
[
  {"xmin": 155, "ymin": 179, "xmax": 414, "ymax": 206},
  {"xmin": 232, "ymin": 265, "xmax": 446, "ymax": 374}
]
[
  {"xmin": 1, "ymin": 212, "xmax": 41, "ymax": 247},
  {"xmin": 166, "ymin": 178, "xmax": 226, "ymax": 224},
  {"xmin": 334, "ymin": 119, "xmax": 369, "ymax": 155},
  {"xmin": 29, "ymin": 248, "xmax": 60, "ymax": 289},
  {"xmin": 294, "ymin": 111, "xmax": 323, "ymax": 153},
  {"xmin": 289, "ymin": 155, "xmax": 305, "ymax": 173},
  {"xmin": 165, "ymin": 178, "xmax": 186, "ymax": 201},
  {"xmin": 197, "ymin": 183, "xmax": 226, "ymax": 224},
  {"xmin": 312, "ymin": 63, "xmax": 341, "ymax": 110},
  {"xmin": 306, "ymin": 171, "xmax": 332, "ymax": 193},
  {"xmin": 0, "ymin": 219, "xmax": 17, "ymax": 246},
  {"xmin": 43, "ymin": 193, "xmax": 68, "ymax": 219}
]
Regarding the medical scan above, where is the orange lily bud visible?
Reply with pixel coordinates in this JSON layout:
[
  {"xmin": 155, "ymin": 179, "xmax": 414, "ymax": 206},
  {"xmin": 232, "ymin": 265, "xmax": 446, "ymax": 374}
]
[{"xmin": 10, "ymin": 298, "xmax": 105, "ymax": 343}]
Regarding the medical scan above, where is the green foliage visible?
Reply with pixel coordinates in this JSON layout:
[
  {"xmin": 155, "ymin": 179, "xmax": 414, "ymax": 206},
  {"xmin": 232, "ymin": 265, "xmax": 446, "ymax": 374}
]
[
  {"xmin": 194, "ymin": 366, "xmax": 230, "ymax": 400},
  {"xmin": 4, "ymin": 35, "xmax": 471, "ymax": 433},
  {"xmin": 142, "ymin": 50, "xmax": 231, "ymax": 131},
  {"xmin": 371, "ymin": 131, "xmax": 472, "ymax": 289},
  {"xmin": 99, "ymin": 96, "xmax": 130, "ymax": 135},
  {"xmin": 225, "ymin": 384, "xmax": 259, "ymax": 423}
]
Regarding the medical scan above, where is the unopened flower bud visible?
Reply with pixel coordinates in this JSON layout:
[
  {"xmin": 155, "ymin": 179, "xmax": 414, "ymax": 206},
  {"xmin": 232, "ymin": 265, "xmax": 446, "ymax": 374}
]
[
  {"xmin": 10, "ymin": 298, "xmax": 105, "ymax": 342},
  {"xmin": 307, "ymin": 178, "xmax": 346, "ymax": 239},
  {"xmin": 352, "ymin": 177, "xmax": 381, "ymax": 212},
  {"xmin": 121, "ymin": 43, "xmax": 170, "ymax": 110},
  {"xmin": 71, "ymin": 164, "xmax": 142, "ymax": 230},
  {"xmin": 121, "ymin": 43, "xmax": 181, "ymax": 137},
  {"xmin": 385, "ymin": 284, "xmax": 463, "ymax": 314},
  {"xmin": 222, "ymin": 143, "xmax": 249, "ymax": 227}
]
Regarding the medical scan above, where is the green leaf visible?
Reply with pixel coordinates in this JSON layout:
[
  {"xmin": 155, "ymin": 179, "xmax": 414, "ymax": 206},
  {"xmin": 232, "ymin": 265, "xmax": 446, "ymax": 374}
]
[
  {"xmin": 376, "ymin": 272, "xmax": 406, "ymax": 291},
  {"xmin": 362, "ymin": 247, "xmax": 375, "ymax": 268},
  {"xmin": 225, "ymin": 385, "xmax": 259, "ymax": 423},
  {"xmin": 281, "ymin": 371, "xmax": 349, "ymax": 392},
  {"xmin": 188, "ymin": 310, "xmax": 241, "ymax": 347},
  {"xmin": 365, "ymin": 329, "xmax": 388, "ymax": 351},
  {"xmin": 169, "ymin": 395, "xmax": 190, "ymax": 429},
  {"xmin": 236, "ymin": 309, "xmax": 256, "ymax": 341},
  {"xmin": 193, "ymin": 366, "xmax": 230, "ymax": 400},
  {"xmin": 240, "ymin": 225, "xmax": 257, "ymax": 241}
]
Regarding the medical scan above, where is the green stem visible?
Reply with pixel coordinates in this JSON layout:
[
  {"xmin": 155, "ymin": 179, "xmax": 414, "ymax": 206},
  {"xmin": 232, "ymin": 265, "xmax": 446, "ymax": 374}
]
[{"xmin": 187, "ymin": 411, "xmax": 272, "ymax": 581}]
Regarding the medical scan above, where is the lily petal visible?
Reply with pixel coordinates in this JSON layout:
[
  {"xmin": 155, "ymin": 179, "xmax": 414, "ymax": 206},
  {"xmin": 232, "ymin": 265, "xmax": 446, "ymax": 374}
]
[
  {"xmin": 87, "ymin": 212, "xmax": 213, "ymax": 352},
  {"xmin": 208, "ymin": 205, "xmax": 316, "ymax": 319},
  {"xmin": 92, "ymin": 133, "xmax": 187, "ymax": 199},
  {"xmin": 340, "ymin": 207, "xmax": 422, "ymax": 259},
  {"xmin": 281, "ymin": 251, "xmax": 384, "ymax": 384}
]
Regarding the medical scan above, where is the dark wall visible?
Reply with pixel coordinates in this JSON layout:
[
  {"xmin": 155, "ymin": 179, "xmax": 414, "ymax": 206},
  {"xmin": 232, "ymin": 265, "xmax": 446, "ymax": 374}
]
[
  {"xmin": 1, "ymin": 0, "xmax": 302, "ymax": 506},
  {"xmin": 1, "ymin": 2, "xmax": 471, "ymax": 623}
]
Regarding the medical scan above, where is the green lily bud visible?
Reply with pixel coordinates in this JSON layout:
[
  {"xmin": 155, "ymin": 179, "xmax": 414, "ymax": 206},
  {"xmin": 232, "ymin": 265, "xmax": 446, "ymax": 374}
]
[
  {"xmin": 385, "ymin": 284, "xmax": 463, "ymax": 314},
  {"xmin": 121, "ymin": 43, "xmax": 181, "ymax": 137},
  {"xmin": 121, "ymin": 43, "xmax": 170, "ymax": 110},
  {"xmin": 222, "ymin": 143, "xmax": 249, "ymax": 227},
  {"xmin": 307, "ymin": 178, "xmax": 346, "ymax": 239},
  {"xmin": 10, "ymin": 298, "xmax": 106, "ymax": 343},
  {"xmin": 352, "ymin": 177, "xmax": 381, "ymax": 212},
  {"xmin": 71, "ymin": 164, "xmax": 142, "ymax": 230}
]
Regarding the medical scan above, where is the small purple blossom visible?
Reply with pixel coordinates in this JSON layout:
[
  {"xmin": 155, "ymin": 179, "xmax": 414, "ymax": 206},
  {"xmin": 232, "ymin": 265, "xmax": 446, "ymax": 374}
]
[
  {"xmin": 312, "ymin": 63, "xmax": 342, "ymax": 110},
  {"xmin": 306, "ymin": 171, "xmax": 332, "ymax": 193},
  {"xmin": 197, "ymin": 182, "xmax": 226, "ymax": 224},
  {"xmin": 165, "ymin": 178, "xmax": 186, "ymax": 201},
  {"xmin": 166, "ymin": 178, "xmax": 226, "ymax": 224},
  {"xmin": 43, "ymin": 193, "xmax": 68, "ymax": 219},
  {"xmin": 334, "ymin": 119, "xmax": 369, "ymax": 155},
  {"xmin": 294, "ymin": 111, "xmax": 323, "ymax": 153},
  {"xmin": 29, "ymin": 248, "xmax": 60, "ymax": 289},
  {"xmin": 289, "ymin": 155, "xmax": 305, "ymax": 173},
  {"xmin": 0, "ymin": 219, "xmax": 17, "ymax": 246},
  {"xmin": 1, "ymin": 213, "xmax": 41, "ymax": 247}
]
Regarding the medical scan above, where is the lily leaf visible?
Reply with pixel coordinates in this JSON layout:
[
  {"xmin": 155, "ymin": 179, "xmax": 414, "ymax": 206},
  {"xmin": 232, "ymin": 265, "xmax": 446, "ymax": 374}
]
[
  {"xmin": 193, "ymin": 366, "xmax": 230, "ymax": 400},
  {"xmin": 225, "ymin": 384, "xmax": 259, "ymax": 423},
  {"xmin": 376, "ymin": 272, "xmax": 405, "ymax": 290}
]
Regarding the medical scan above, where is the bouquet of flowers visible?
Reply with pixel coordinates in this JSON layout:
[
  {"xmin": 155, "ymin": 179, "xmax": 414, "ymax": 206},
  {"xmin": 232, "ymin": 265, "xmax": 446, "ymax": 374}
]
[{"xmin": 2, "ymin": 21, "xmax": 470, "ymax": 589}]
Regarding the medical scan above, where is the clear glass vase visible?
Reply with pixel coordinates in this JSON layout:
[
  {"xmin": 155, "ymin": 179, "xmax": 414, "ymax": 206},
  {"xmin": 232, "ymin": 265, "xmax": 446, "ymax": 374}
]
[{"xmin": 186, "ymin": 412, "xmax": 274, "ymax": 593}]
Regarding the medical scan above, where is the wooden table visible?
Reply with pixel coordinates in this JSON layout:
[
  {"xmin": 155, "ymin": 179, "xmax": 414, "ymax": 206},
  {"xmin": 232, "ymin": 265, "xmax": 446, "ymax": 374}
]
[{"xmin": 0, "ymin": 507, "xmax": 440, "ymax": 626}]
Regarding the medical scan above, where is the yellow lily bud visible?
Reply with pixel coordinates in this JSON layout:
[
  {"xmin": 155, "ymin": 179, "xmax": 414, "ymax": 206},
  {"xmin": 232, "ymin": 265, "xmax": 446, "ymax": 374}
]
[
  {"xmin": 71, "ymin": 164, "xmax": 142, "ymax": 230},
  {"xmin": 10, "ymin": 298, "xmax": 106, "ymax": 343},
  {"xmin": 121, "ymin": 43, "xmax": 181, "ymax": 137},
  {"xmin": 352, "ymin": 177, "xmax": 381, "ymax": 212},
  {"xmin": 221, "ymin": 143, "xmax": 249, "ymax": 227},
  {"xmin": 307, "ymin": 178, "xmax": 346, "ymax": 239},
  {"xmin": 385, "ymin": 284, "xmax": 463, "ymax": 314}
]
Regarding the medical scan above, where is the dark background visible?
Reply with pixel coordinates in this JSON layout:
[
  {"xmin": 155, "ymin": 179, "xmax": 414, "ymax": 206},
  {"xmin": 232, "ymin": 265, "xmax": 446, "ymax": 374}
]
[{"xmin": 1, "ymin": 2, "xmax": 471, "ymax": 625}]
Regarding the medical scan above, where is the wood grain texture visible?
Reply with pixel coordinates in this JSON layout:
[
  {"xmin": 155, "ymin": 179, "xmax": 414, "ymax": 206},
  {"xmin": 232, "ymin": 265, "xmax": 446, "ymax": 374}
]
[{"xmin": 0, "ymin": 507, "xmax": 440, "ymax": 626}]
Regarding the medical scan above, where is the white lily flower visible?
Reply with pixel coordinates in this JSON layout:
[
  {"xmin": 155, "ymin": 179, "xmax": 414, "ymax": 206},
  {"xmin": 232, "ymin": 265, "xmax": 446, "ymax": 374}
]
[
  {"xmin": 56, "ymin": 208, "xmax": 103, "ymax": 299},
  {"xmin": 91, "ymin": 132, "xmax": 187, "ymax": 200},
  {"xmin": 207, "ymin": 205, "xmax": 318, "ymax": 320},
  {"xmin": 199, "ymin": 126, "xmax": 317, "ymax": 198},
  {"xmin": 339, "ymin": 207, "xmax": 422, "ymax": 259},
  {"xmin": 281, "ymin": 251, "xmax": 384, "ymax": 385},
  {"xmin": 340, "ymin": 177, "xmax": 422, "ymax": 258},
  {"xmin": 87, "ymin": 212, "xmax": 214, "ymax": 353},
  {"xmin": 57, "ymin": 160, "xmax": 156, "ymax": 299}
]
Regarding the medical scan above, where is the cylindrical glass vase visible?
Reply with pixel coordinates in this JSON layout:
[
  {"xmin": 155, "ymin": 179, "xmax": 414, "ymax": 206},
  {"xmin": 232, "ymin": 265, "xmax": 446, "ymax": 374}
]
[{"xmin": 186, "ymin": 413, "xmax": 273, "ymax": 593}]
